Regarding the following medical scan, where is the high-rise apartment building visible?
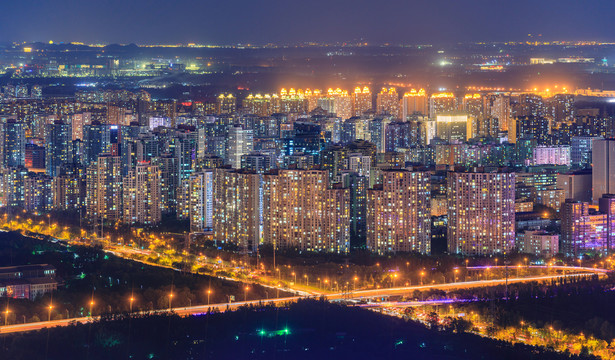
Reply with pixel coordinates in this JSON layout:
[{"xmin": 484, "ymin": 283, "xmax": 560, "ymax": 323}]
[
  {"xmin": 560, "ymin": 197, "xmax": 615, "ymax": 257},
  {"xmin": 216, "ymin": 94, "xmax": 236, "ymax": 114},
  {"xmin": 86, "ymin": 155, "xmax": 123, "ymax": 222},
  {"xmin": 352, "ymin": 86, "xmax": 372, "ymax": 116},
  {"xmin": 188, "ymin": 170, "xmax": 214, "ymax": 233},
  {"xmin": 123, "ymin": 162, "xmax": 161, "ymax": 225},
  {"xmin": 213, "ymin": 169, "xmax": 260, "ymax": 252},
  {"xmin": 376, "ymin": 88, "xmax": 400, "ymax": 118},
  {"xmin": 447, "ymin": 169, "xmax": 516, "ymax": 255},
  {"xmin": 429, "ymin": 93, "xmax": 457, "ymax": 118},
  {"xmin": 262, "ymin": 169, "xmax": 350, "ymax": 253},
  {"xmin": 366, "ymin": 169, "xmax": 431, "ymax": 254},
  {"xmin": 227, "ymin": 125, "xmax": 254, "ymax": 169},
  {"xmin": 401, "ymin": 89, "xmax": 428, "ymax": 120},
  {"xmin": 436, "ymin": 114, "xmax": 471, "ymax": 143},
  {"xmin": 592, "ymin": 138, "xmax": 615, "ymax": 203},
  {"xmin": 45, "ymin": 121, "xmax": 71, "ymax": 177},
  {"xmin": 2, "ymin": 120, "xmax": 25, "ymax": 168}
]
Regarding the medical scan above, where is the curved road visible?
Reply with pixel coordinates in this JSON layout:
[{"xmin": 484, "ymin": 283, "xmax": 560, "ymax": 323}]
[{"xmin": 0, "ymin": 265, "xmax": 607, "ymax": 335}]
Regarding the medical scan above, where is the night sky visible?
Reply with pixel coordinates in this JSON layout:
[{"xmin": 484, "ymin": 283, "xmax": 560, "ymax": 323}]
[{"xmin": 2, "ymin": 0, "xmax": 615, "ymax": 45}]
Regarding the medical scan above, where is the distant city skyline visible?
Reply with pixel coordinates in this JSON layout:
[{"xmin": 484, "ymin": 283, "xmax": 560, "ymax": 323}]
[{"xmin": 2, "ymin": 0, "xmax": 615, "ymax": 45}]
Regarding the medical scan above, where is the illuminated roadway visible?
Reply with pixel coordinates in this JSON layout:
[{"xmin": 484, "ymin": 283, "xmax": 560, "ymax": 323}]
[{"xmin": 0, "ymin": 265, "xmax": 607, "ymax": 335}]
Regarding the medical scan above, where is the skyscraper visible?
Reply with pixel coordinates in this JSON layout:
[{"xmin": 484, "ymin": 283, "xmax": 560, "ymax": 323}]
[
  {"xmin": 366, "ymin": 169, "xmax": 431, "ymax": 254},
  {"xmin": 447, "ymin": 169, "xmax": 516, "ymax": 256}
]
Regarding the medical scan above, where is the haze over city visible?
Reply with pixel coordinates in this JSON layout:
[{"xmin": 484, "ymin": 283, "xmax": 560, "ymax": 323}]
[
  {"xmin": 3, "ymin": 0, "xmax": 615, "ymax": 44},
  {"xmin": 0, "ymin": 1, "xmax": 615, "ymax": 360}
]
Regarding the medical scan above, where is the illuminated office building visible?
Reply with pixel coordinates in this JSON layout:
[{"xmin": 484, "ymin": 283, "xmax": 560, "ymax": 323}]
[
  {"xmin": 263, "ymin": 169, "xmax": 350, "ymax": 253},
  {"xmin": 447, "ymin": 169, "xmax": 516, "ymax": 256},
  {"xmin": 366, "ymin": 169, "xmax": 431, "ymax": 254}
]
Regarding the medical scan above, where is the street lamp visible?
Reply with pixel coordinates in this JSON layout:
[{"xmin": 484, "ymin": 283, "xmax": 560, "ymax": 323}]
[
  {"xmin": 454, "ymin": 268, "xmax": 459, "ymax": 283},
  {"xmin": 4, "ymin": 308, "xmax": 9, "ymax": 326},
  {"xmin": 392, "ymin": 273, "xmax": 398, "ymax": 288},
  {"xmin": 168, "ymin": 293, "xmax": 174, "ymax": 310},
  {"xmin": 420, "ymin": 271, "xmax": 425, "ymax": 285},
  {"xmin": 48, "ymin": 304, "xmax": 53, "ymax": 322},
  {"xmin": 89, "ymin": 300, "xmax": 95, "ymax": 318},
  {"xmin": 353, "ymin": 276, "xmax": 358, "ymax": 291},
  {"xmin": 303, "ymin": 274, "xmax": 308, "ymax": 286},
  {"xmin": 207, "ymin": 289, "xmax": 212, "ymax": 306},
  {"xmin": 244, "ymin": 286, "xmax": 249, "ymax": 302},
  {"xmin": 291, "ymin": 272, "xmax": 296, "ymax": 284},
  {"xmin": 129, "ymin": 297, "xmax": 135, "ymax": 312}
]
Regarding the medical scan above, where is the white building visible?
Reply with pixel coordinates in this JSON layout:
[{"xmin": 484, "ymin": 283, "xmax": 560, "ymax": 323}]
[
  {"xmin": 188, "ymin": 170, "xmax": 214, "ymax": 233},
  {"xmin": 516, "ymin": 230, "xmax": 559, "ymax": 257},
  {"xmin": 532, "ymin": 145, "xmax": 571, "ymax": 166},
  {"xmin": 226, "ymin": 125, "xmax": 253, "ymax": 169}
]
